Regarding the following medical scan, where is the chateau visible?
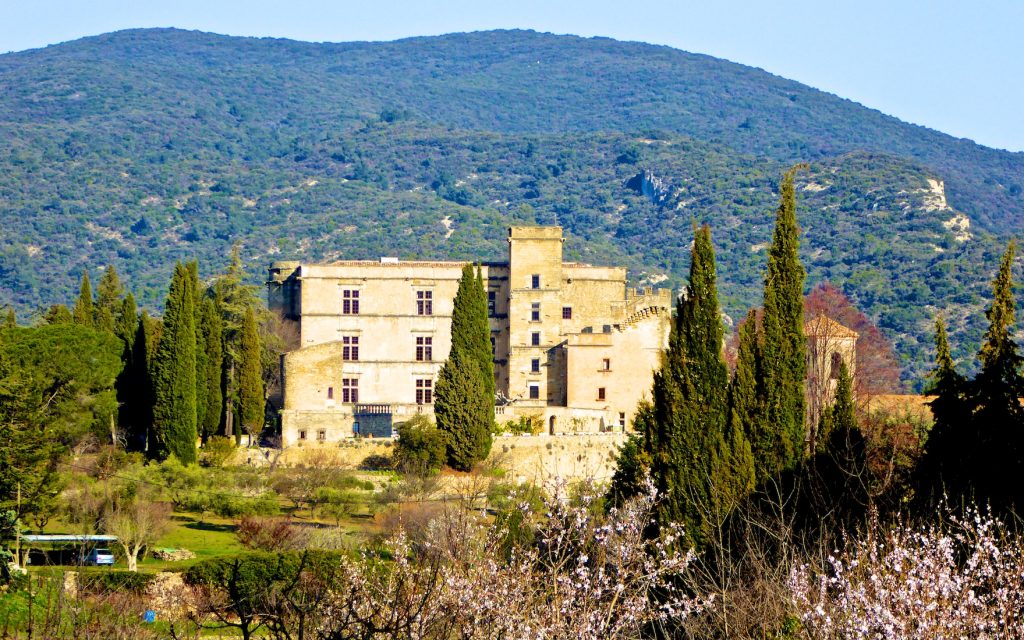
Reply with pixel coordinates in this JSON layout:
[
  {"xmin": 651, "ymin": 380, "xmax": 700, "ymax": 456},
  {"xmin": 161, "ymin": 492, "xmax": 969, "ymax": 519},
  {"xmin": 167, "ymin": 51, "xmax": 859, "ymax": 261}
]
[{"xmin": 268, "ymin": 226, "xmax": 673, "ymax": 446}]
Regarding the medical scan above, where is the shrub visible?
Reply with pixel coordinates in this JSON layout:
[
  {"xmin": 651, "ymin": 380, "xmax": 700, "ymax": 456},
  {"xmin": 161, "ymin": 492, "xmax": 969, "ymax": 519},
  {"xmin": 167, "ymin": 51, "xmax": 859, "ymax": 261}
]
[
  {"xmin": 201, "ymin": 436, "xmax": 236, "ymax": 468},
  {"xmin": 359, "ymin": 454, "xmax": 394, "ymax": 471},
  {"xmin": 393, "ymin": 414, "xmax": 446, "ymax": 473},
  {"xmin": 78, "ymin": 570, "xmax": 155, "ymax": 595},
  {"xmin": 236, "ymin": 516, "xmax": 306, "ymax": 551},
  {"xmin": 210, "ymin": 491, "xmax": 281, "ymax": 518},
  {"xmin": 496, "ymin": 415, "xmax": 542, "ymax": 436}
]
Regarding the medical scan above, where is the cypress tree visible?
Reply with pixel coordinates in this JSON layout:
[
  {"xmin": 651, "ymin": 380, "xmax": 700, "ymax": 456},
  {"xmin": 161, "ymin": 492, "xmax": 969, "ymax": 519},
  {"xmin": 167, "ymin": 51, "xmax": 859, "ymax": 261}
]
[
  {"xmin": 72, "ymin": 270, "xmax": 95, "ymax": 328},
  {"xmin": 238, "ymin": 305, "xmax": 264, "ymax": 439},
  {"xmin": 450, "ymin": 265, "xmax": 495, "ymax": 401},
  {"xmin": 435, "ymin": 264, "xmax": 494, "ymax": 470},
  {"xmin": 917, "ymin": 317, "xmax": 970, "ymax": 502},
  {"xmin": 151, "ymin": 263, "xmax": 198, "ymax": 464},
  {"xmin": 760, "ymin": 167, "xmax": 807, "ymax": 474},
  {"xmin": 817, "ymin": 360, "xmax": 855, "ymax": 450},
  {"xmin": 2, "ymin": 309, "xmax": 15, "ymax": 329},
  {"xmin": 114, "ymin": 294, "xmax": 138, "ymax": 444},
  {"xmin": 94, "ymin": 265, "xmax": 123, "ymax": 333},
  {"xmin": 434, "ymin": 350, "xmax": 491, "ymax": 471},
  {"xmin": 608, "ymin": 404, "xmax": 655, "ymax": 507},
  {"xmin": 115, "ymin": 294, "xmax": 138, "ymax": 350},
  {"xmin": 730, "ymin": 310, "xmax": 771, "ymax": 481},
  {"xmin": 200, "ymin": 296, "xmax": 224, "ymax": 439},
  {"xmin": 970, "ymin": 242, "xmax": 1024, "ymax": 508},
  {"xmin": 615, "ymin": 225, "xmax": 742, "ymax": 546},
  {"xmin": 125, "ymin": 310, "xmax": 160, "ymax": 452},
  {"xmin": 189, "ymin": 262, "xmax": 209, "ymax": 438},
  {"xmin": 212, "ymin": 245, "xmax": 260, "ymax": 437},
  {"xmin": 656, "ymin": 225, "xmax": 731, "ymax": 544}
]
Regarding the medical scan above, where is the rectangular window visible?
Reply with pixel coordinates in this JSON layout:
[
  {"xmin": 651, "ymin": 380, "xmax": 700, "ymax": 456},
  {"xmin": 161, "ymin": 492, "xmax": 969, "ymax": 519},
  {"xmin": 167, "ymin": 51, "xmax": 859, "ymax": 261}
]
[
  {"xmin": 342, "ymin": 378, "xmax": 359, "ymax": 403},
  {"xmin": 342, "ymin": 290, "xmax": 360, "ymax": 315},
  {"xmin": 490, "ymin": 336, "xmax": 496, "ymax": 356},
  {"xmin": 327, "ymin": 386, "xmax": 334, "ymax": 400},
  {"xmin": 531, "ymin": 332, "xmax": 541, "ymax": 346},
  {"xmin": 298, "ymin": 430, "xmax": 307, "ymax": 441},
  {"xmin": 562, "ymin": 306, "xmax": 572, "ymax": 320},
  {"xmin": 417, "ymin": 290, "xmax": 433, "ymax": 316},
  {"xmin": 598, "ymin": 387, "xmax": 606, "ymax": 401},
  {"xmin": 488, "ymin": 291, "xmax": 497, "ymax": 316},
  {"xmin": 317, "ymin": 429, "xmax": 327, "ymax": 441},
  {"xmin": 602, "ymin": 358, "xmax": 611, "ymax": 371},
  {"xmin": 416, "ymin": 336, "xmax": 433, "ymax": 361},
  {"xmin": 531, "ymin": 274, "xmax": 540, "ymax": 289},
  {"xmin": 531, "ymin": 358, "xmax": 541, "ymax": 373},
  {"xmin": 416, "ymin": 378, "xmax": 433, "ymax": 404},
  {"xmin": 531, "ymin": 302, "xmax": 541, "ymax": 322},
  {"xmin": 342, "ymin": 336, "xmax": 359, "ymax": 361},
  {"xmin": 619, "ymin": 412, "xmax": 626, "ymax": 428},
  {"xmin": 528, "ymin": 384, "xmax": 540, "ymax": 400}
]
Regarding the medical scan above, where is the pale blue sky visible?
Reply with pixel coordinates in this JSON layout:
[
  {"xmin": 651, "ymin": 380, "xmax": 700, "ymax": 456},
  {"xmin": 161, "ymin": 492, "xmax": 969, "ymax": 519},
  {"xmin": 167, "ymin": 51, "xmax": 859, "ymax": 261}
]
[{"xmin": 3, "ymin": 0, "xmax": 1022, "ymax": 152}]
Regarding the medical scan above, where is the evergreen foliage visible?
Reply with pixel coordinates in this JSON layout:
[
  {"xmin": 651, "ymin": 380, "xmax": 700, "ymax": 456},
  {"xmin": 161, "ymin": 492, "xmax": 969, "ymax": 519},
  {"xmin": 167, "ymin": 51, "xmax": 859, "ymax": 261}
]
[
  {"xmin": 94, "ymin": 265, "xmax": 123, "ymax": 333},
  {"xmin": 43, "ymin": 304, "xmax": 73, "ymax": 325},
  {"xmin": 213, "ymin": 245, "xmax": 262, "ymax": 437},
  {"xmin": 730, "ymin": 310, "xmax": 770, "ymax": 482},
  {"xmin": 434, "ymin": 350, "xmax": 491, "ymax": 471},
  {"xmin": 115, "ymin": 294, "xmax": 137, "ymax": 349},
  {"xmin": 817, "ymin": 361, "xmax": 855, "ymax": 451},
  {"xmin": 451, "ymin": 265, "xmax": 495, "ymax": 401},
  {"xmin": 151, "ymin": 263, "xmax": 198, "ymax": 464},
  {"xmin": 967, "ymin": 242, "xmax": 1024, "ymax": 508},
  {"xmin": 114, "ymin": 294, "xmax": 138, "ymax": 445},
  {"xmin": 189, "ymin": 262, "xmax": 209, "ymax": 437},
  {"xmin": 200, "ymin": 296, "xmax": 225, "ymax": 439},
  {"xmin": 917, "ymin": 242, "xmax": 1024, "ymax": 511},
  {"xmin": 612, "ymin": 225, "xmax": 751, "ymax": 546},
  {"xmin": 917, "ymin": 318, "xmax": 970, "ymax": 501},
  {"xmin": 238, "ymin": 305, "xmax": 264, "ymax": 438},
  {"xmin": 72, "ymin": 270, "xmax": 94, "ymax": 328},
  {"xmin": 760, "ymin": 167, "xmax": 808, "ymax": 474},
  {"xmin": 435, "ymin": 264, "xmax": 494, "ymax": 470},
  {"xmin": 393, "ymin": 414, "xmax": 447, "ymax": 473}
]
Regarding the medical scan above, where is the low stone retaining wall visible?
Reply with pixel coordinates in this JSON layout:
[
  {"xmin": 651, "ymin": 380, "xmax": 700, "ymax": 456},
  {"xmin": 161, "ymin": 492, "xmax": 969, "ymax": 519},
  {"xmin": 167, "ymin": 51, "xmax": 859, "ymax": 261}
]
[{"xmin": 231, "ymin": 433, "xmax": 628, "ymax": 484}]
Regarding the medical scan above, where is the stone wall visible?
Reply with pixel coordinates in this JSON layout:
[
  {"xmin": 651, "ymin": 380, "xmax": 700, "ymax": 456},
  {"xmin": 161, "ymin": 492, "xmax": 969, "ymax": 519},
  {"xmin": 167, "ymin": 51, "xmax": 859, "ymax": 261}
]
[{"xmin": 235, "ymin": 434, "xmax": 627, "ymax": 485}]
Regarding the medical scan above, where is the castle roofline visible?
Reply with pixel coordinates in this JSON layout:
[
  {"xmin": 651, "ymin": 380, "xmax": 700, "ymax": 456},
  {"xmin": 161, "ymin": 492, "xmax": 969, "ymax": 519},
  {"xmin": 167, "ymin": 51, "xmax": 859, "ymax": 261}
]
[{"xmin": 804, "ymin": 315, "xmax": 859, "ymax": 338}]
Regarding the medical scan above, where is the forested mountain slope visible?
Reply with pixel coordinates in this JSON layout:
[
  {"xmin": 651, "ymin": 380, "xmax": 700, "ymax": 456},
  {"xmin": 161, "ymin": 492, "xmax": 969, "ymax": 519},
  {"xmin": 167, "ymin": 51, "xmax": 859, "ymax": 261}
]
[{"xmin": 0, "ymin": 28, "xmax": 1020, "ymax": 385}]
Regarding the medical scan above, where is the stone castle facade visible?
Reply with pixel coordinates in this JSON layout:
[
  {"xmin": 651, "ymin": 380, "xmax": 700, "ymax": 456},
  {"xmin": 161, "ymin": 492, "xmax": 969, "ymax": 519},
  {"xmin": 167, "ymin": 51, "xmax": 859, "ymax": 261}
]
[{"xmin": 268, "ymin": 226, "xmax": 673, "ymax": 446}]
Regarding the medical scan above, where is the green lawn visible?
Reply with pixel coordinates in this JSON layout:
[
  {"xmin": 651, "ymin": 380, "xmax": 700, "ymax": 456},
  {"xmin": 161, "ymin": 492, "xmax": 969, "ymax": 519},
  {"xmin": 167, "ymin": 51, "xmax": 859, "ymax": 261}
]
[{"xmin": 141, "ymin": 512, "xmax": 245, "ymax": 572}]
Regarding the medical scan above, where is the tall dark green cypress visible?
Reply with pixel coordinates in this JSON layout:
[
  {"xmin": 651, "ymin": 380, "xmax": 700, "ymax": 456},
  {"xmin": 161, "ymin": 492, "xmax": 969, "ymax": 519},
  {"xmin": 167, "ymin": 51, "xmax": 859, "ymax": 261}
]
[
  {"xmin": 434, "ymin": 350, "xmax": 491, "ymax": 471},
  {"xmin": 200, "ymin": 296, "xmax": 224, "ymax": 439},
  {"xmin": 760, "ymin": 167, "xmax": 807, "ymax": 474},
  {"xmin": 625, "ymin": 225, "xmax": 739, "ymax": 546},
  {"xmin": 238, "ymin": 305, "xmax": 264, "ymax": 438},
  {"xmin": 115, "ymin": 294, "xmax": 137, "ymax": 349},
  {"xmin": 126, "ymin": 310, "xmax": 159, "ymax": 452},
  {"xmin": 970, "ymin": 242, "xmax": 1024, "ymax": 508},
  {"xmin": 151, "ymin": 263, "xmax": 198, "ymax": 464},
  {"xmin": 188, "ymin": 262, "xmax": 209, "ymax": 438},
  {"xmin": 94, "ymin": 265, "xmax": 123, "ymax": 334},
  {"xmin": 817, "ymin": 360, "xmax": 855, "ymax": 451},
  {"xmin": 114, "ymin": 294, "xmax": 138, "ymax": 443},
  {"xmin": 730, "ymin": 310, "xmax": 771, "ymax": 482},
  {"xmin": 435, "ymin": 264, "xmax": 494, "ymax": 470},
  {"xmin": 917, "ymin": 317, "xmax": 970, "ymax": 501},
  {"xmin": 73, "ymin": 270, "xmax": 95, "ymax": 328}
]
